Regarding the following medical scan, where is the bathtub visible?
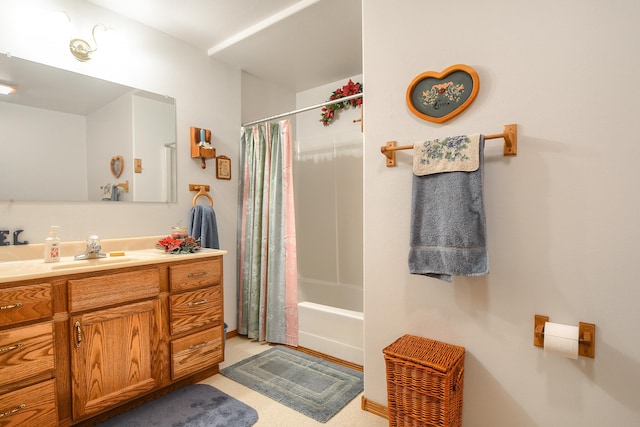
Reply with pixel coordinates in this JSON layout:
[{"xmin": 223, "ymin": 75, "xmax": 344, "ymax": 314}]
[{"xmin": 298, "ymin": 301, "xmax": 363, "ymax": 365}]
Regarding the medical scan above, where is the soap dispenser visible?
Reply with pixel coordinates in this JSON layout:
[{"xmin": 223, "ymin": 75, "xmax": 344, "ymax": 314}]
[{"xmin": 44, "ymin": 226, "xmax": 61, "ymax": 263}]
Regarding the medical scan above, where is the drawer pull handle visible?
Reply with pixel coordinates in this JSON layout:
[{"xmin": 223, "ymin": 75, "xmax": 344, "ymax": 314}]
[
  {"xmin": 0, "ymin": 302, "xmax": 22, "ymax": 311},
  {"xmin": 189, "ymin": 341, "xmax": 209, "ymax": 350},
  {"xmin": 0, "ymin": 404, "xmax": 26, "ymax": 418},
  {"xmin": 187, "ymin": 271, "xmax": 207, "ymax": 278},
  {"xmin": 75, "ymin": 321, "xmax": 82, "ymax": 348},
  {"xmin": 0, "ymin": 343, "xmax": 23, "ymax": 353},
  {"xmin": 188, "ymin": 299, "xmax": 208, "ymax": 307}
]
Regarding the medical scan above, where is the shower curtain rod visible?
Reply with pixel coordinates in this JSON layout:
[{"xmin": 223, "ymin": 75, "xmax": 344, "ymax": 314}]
[{"xmin": 242, "ymin": 92, "xmax": 363, "ymax": 127}]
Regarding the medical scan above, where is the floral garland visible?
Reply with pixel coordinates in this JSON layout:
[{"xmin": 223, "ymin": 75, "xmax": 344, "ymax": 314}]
[{"xmin": 320, "ymin": 79, "xmax": 363, "ymax": 126}]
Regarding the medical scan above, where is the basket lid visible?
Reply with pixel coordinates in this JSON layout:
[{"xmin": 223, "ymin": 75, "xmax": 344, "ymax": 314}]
[{"xmin": 383, "ymin": 334, "xmax": 465, "ymax": 373}]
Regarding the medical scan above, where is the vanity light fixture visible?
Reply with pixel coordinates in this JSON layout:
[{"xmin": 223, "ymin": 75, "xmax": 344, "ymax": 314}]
[
  {"xmin": 69, "ymin": 23, "xmax": 115, "ymax": 62},
  {"xmin": 0, "ymin": 83, "xmax": 17, "ymax": 95}
]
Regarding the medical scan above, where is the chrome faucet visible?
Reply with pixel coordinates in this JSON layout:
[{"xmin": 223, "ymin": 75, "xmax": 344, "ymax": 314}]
[{"xmin": 74, "ymin": 235, "xmax": 106, "ymax": 260}]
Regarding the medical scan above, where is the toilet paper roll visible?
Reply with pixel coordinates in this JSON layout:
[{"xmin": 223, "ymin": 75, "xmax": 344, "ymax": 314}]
[{"xmin": 544, "ymin": 322, "xmax": 579, "ymax": 359}]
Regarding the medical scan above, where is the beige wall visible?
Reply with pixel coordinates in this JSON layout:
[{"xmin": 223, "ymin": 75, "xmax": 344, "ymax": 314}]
[{"xmin": 363, "ymin": 0, "xmax": 640, "ymax": 425}]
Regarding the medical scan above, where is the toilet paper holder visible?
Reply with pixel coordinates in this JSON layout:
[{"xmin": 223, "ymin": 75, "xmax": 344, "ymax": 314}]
[{"xmin": 533, "ymin": 314, "xmax": 595, "ymax": 358}]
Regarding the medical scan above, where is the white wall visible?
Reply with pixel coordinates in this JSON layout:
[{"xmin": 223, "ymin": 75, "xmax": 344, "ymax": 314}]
[
  {"xmin": 0, "ymin": 0, "xmax": 241, "ymax": 331},
  {"xmin": 0, "ymin": 102, "xmax": 87, "ymax": 201},
  {"xmin": 363, "ymin": 0, "xmax": 640, "ymax": 426},
  {"xmin": 132, "ymin": 94, "xmax": 176, "ymax": 202},
  {"xmin": 241, "ymin": 71, "xmax": 296, "ymax": 125},
  {"xmin": 86, "ymin": 93, "xmax": 131, "ymax": 201}
]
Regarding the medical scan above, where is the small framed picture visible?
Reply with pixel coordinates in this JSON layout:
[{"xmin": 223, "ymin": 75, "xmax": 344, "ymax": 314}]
[
  {"xmin": 216, "ymin": 155, "xmax": 231, "ymax": 180},
  {"xmin": 406, "ymin": 64, "xmax": 479, "ymax": 123}
]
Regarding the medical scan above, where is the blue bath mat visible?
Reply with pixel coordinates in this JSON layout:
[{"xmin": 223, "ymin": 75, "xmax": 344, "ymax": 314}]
[
  {"xmin": 221, "ymin": 346, "xmax": 363, "ymax": 423},
  {"xmin": 96, "ymin": 384, "xmax": 258, "ymax": 427}
]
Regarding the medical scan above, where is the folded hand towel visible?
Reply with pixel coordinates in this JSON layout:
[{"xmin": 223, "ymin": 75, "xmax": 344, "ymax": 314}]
[
  {"xmin": 101, "ymin": 184, "xmax": 113, "ymax": 201},
  {"xmin": 409, "ymin": 135, "xmax": 487, "ymax": 282},
  {"xmin": 413, "ymin": 134, "xmax": 480, "ymax": 176}
]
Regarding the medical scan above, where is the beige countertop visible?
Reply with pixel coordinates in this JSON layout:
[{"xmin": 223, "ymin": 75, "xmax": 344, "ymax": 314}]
[{"xmin": 0, "ymin": 236, "xmax": 227, "ymax": 284}]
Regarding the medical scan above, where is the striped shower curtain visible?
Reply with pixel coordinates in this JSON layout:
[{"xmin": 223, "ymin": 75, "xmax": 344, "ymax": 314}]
[{"xmin": 237, "ymin": 119, "xmax": 298, "ymax": 346}]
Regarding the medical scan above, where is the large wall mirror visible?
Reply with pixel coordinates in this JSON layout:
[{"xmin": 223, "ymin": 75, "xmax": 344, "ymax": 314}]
[{"xmin": 0, "ymin": 55, "xmax": 177, "ymax": 203}]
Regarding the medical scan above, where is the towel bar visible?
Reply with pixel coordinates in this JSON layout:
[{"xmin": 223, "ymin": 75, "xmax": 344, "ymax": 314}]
[{"xmin": 380, "ymin": 123, "xmax": 517, "ymax": 167}]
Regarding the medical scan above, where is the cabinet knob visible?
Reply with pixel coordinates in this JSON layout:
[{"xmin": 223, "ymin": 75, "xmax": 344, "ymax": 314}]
[
  {"xmin": 0, "ymin": 302, "xmax": 22, "ymax": 311},
  {"xmin": 188, "ymin": 299, "xmax": 208, "ymax": 307},
  {"xmin": 187, "ymin": 271, "xmax": 207, "ymax": 278},
  {"xmin": 0, "ymin": 343, "xmax": 23, "ymax": 353},
  {"xmin": 0, "ymin": 404, "xmax": 26, "ymax": 419}
]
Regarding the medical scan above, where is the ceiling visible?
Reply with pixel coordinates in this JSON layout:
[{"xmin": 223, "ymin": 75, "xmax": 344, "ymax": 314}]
[{"xmin": 87, "ymin": 0, "xmax": 362, "ymax": 92}]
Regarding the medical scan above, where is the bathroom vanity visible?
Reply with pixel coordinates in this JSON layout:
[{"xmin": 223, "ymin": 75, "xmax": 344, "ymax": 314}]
[{"xmin": 0, "ymin": 240, "xmax": 226, "ymax": 427}]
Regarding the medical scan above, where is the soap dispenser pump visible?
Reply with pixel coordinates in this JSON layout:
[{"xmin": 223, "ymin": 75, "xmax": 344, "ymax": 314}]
[{"xmin": 44, "ymin": 226, "xmax": 61, "ymax": 263}]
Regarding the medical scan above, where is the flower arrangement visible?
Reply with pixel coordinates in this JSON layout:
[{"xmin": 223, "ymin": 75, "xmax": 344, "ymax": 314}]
[
  {"xmin": 156, "ymin": 235, "xmax": 201, "ymax": 254},
  {"xmin": 320, "ymin": 79, "xmax": 363, "ymax": 126}
]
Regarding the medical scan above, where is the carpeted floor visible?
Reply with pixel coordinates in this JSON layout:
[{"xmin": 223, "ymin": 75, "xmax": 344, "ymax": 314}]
[
  {"xmin": 221, "ymin": 346, "xmax": 364, "ymax": 423},
  {"xmin": 96, "ymin": 383, "xmax": 258, "ymax": 427}
]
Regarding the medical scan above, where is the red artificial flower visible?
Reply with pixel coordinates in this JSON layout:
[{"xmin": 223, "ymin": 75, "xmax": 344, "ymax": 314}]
[
  {"xmin": 156, "ymin": 235, "xmax": 201, "ymax": 254},
  {"xmin": 320, "ymin": 80, "xmax": 363, "ymax": 126}
]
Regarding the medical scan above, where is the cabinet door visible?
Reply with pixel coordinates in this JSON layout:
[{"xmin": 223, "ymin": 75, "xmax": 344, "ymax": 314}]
[{"xmin": 70, "ymin": 300, "xmax": 160, "ymax": 420}]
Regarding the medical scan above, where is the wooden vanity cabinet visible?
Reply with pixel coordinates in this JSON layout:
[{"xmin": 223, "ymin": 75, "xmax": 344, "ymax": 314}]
[
  {"xmin": 168, "ymin": 258, "xmax": 224, "ymax": 380},
  {"xmin": 0, "ymin": 252, "xmax": 224, "ymax": 427},
  {"xmin": 0, "ymin": 282, "xmax": 57, "ymax": 427},
  {"xmin": 67, "ymin": 269, "xmax": 162, "ymax": 420}
]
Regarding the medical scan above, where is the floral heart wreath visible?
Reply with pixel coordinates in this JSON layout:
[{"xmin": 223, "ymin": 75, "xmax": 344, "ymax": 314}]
[{"xmin": 320, "ymin": 79, "xmax": 363, "ymax": 126}]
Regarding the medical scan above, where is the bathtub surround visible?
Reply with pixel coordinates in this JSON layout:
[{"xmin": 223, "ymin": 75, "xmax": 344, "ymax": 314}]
[
  {"xmin": 95, "ymin": 384, "xmax": 258, "ymax": 427},
  {"xmin": 298, "ymin": 301, "xmax": 364, "ymax": 365},
  {"xmin": 221, "ymin": 346, "xmax": 363, "ymax": 423}
]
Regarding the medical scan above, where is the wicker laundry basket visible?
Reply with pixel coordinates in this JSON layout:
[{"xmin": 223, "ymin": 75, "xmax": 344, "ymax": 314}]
[{"xmin": 383, "ymin": 334, "xmax": 465, "ymax": 427}]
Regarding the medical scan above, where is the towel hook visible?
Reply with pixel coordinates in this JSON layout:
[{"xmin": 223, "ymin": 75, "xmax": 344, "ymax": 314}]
[{"xmin": 189, "ymin": 184, "xmax": 213, "ymax": 207}]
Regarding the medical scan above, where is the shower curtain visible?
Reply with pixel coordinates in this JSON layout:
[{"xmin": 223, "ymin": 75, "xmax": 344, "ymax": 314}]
[{"xmin": 237, "ymin": 119, "xmax": 298, "ymax": 346}]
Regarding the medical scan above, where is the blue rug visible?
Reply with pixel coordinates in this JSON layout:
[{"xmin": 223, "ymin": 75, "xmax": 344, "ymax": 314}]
[
  {"xmin": 96, "ymin": 384, "xmax": 258, "ymax": 427},
  {"xmin": 221, "ymin": 346, "xmax": 363, "ymax": 423}
]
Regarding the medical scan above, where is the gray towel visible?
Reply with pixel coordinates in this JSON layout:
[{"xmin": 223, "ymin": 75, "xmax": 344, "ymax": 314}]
[
  {"xmin": 408, "ymin": 136, "xmax": 487, "ymax": 282},
  {"xmin": 188, "ymin": 205, "xmax": 220, "ymax": 249}
]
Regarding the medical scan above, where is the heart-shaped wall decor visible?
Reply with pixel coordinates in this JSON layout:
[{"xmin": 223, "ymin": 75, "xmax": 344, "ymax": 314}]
[
  {"xmin": 406, "ymin": 64, "xmax": 479, "ymax": 123},
  {"xmin": 110, "ymin": 155, "xmax": 124, "ymax": 178}
]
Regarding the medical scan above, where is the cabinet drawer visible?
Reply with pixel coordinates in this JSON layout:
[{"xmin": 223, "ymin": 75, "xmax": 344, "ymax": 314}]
[
  {"xmin": 169, "ymin": 286, "xmax": 222, "ymax": 335},
  {"xmin": 169, "ymin": 258, "xmax": 222, "ymax": 292},
  {"xmin": 68, "ymin": 269, "xmax": 160, "ymax": 312},
  {"xmin": 0, "ymin": 379, "xmax": 57, "ymax": 427},
  {"xmin": 0, "ymin": 322, "xmax": 54, "ymax": 388},
  {"xmin": 171, "ymin": 328, "xmax": 222, "ymax": 380},
  {"xmin": 0, "ymin": 283, "xmax": 52, "ymax": 327}
]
